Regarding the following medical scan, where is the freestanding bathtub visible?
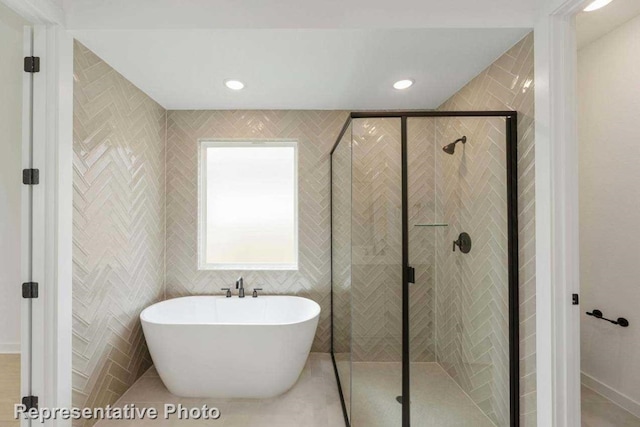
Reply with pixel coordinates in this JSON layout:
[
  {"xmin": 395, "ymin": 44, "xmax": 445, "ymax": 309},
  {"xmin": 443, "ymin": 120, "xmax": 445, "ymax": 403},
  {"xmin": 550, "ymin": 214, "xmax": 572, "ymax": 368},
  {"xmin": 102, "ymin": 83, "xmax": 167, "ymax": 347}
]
[{"xmin": 140, "ymin": 295, "xmax": 320, "ymax": 398}]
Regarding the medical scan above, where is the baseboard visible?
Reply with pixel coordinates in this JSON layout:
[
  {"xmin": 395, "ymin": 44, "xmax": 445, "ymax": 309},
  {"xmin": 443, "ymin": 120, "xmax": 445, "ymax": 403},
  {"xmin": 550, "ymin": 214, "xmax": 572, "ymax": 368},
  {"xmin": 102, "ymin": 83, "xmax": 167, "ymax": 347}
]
[
  {"xmin": 582, "ymin": 372, "xmax": 640, "ymax": 418},
  {"xmin": 0, "ymin": 343, "xmax": 20, "ymax": 353}
]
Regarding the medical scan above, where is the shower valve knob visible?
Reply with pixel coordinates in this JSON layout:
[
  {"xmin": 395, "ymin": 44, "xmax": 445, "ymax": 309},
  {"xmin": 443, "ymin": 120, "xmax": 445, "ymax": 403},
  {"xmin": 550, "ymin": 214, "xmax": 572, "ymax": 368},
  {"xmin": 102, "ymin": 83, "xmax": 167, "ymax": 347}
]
[{"xmin": 453, "ymin": 232, "xmax": 472, "ymax": 254}]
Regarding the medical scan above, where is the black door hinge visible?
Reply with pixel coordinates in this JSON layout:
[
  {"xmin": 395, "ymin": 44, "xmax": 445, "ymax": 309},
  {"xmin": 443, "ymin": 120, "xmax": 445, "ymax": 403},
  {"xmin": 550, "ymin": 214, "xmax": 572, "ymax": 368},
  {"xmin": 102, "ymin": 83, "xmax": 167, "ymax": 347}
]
[
  {"xmin": 407, "ymin": 266, "xmax": 415, "ymax": 284},
  {"xmin": 24, "ymin": 56, "xmax": 40, "ymax": 73},
  {"xmin": 23, "ymin": 169, "xmax": 39, "ymax": 185},
  {"xmin": 21, "ymin": 396, "xmax": 38, "ymax": 411},
  {"xmin": 572, "ymin": 293, "xmax": 579, "ymax": 305},
  {"xmin": 22, "ymin": 282, "xmax": 39, "ymax": 299}
]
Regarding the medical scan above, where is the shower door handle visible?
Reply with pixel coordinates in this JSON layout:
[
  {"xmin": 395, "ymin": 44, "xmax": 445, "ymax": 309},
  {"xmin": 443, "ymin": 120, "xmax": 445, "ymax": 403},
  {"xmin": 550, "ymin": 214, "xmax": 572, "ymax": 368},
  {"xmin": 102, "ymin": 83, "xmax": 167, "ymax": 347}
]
[{"xmin": 407, "ymin": 266, "xmax": 415, "ymax": 284}]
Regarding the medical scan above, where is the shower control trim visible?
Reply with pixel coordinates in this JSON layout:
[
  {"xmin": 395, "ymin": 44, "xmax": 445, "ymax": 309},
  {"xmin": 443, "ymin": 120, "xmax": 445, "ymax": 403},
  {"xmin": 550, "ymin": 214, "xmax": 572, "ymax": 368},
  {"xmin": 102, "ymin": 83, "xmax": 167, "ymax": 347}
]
[{"xmin": 453, "ymin": 232, "xmax": 472, "ymax": 253}]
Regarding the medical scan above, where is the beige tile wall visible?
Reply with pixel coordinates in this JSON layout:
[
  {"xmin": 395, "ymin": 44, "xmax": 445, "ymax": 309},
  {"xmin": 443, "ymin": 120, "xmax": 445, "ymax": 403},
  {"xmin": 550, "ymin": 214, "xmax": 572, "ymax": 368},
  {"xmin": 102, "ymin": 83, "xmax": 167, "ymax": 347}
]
[
  {"xmin": 434, "ymin": 116, "xmax": 510, "ymax": 426},
  {"xmin": 437, "ymin": 32, "xmax": 536, "ymax": 426},
  {"xmin": 165, "ymin": 110, "xmax": 349, "ymax": 352},
  {"xmin": 347, "ymin": 118, "xmax": 437, "ymax": 363},
  {"xmin": 332, "ymin": 125, "xmax": 352, "ymax": 355},
  {"xmin": 350, "ymin": 118, "xmax": 404, "ymax": 362},
  {"xmin": 407, "ymin": 118, "xmax": 438, "ymax": 363},
  {"xmin": 72, "ymin": 42, "xmax": 166, "ymax": 426}
]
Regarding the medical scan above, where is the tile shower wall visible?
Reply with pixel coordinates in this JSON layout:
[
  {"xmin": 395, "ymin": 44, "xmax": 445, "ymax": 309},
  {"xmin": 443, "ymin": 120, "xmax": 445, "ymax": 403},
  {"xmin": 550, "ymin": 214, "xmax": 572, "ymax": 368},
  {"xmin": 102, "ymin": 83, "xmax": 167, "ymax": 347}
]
[
  {"xmin": 332, "ymin": 126, "xmax": 352, "ymax": 355},
  {"xmin": 165, "ymin": 111, "xmax": 348, "ymax": 352},
  {"xmin": 436, "ymin": 33, "xmax": 536, "ymax": 426},
  {"xmin": 435, "ymin": 116, "xmax": 510, "ymax": 426},
  {"xmin": 72, "ymin": 42, "xmax": 166, "ymax": 426},
  {"xmin": 351, "ymin": 118, "xmax": 403, "ymax": 362},
  {"xmin": 349, "ymin": 118, "xmax": 436, "ymax": 363},
  {"xmin": 407, "ymin": 119, "xmax": 438, "ymax": 363}
]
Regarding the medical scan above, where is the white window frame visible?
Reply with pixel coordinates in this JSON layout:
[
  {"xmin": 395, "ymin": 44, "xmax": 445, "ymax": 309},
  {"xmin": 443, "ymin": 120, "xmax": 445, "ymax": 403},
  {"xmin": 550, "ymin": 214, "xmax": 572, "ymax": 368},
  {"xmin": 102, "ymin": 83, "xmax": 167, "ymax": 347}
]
[{"xmin": 197, "ymin": 139, "xmax": 299, "ymax": 271}]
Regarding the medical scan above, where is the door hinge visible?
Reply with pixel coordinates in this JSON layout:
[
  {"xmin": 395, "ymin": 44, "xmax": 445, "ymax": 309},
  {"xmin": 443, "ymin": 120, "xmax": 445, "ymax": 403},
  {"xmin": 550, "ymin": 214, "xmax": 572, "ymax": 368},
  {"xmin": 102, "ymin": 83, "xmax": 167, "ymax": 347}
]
[
  {"xmin": 21, "ymin": 396, "xmax": 38, "ymax": 411},
  {"xmin": 22, "ymin": 282, "xmax": 39, "ymax": 299},
  {"xmin": 23, "ymin": 169, "xmax": 39, "ymax": 185},
  {"xmin": 407, "ymin": 266, "xmax": 415, "ymax": 284},
  {"xmin": 572, "ymin": 293, "xmax": 579, "ymax": 305},
  {"xmin": 24, "ymin": 56, "xmax": 40, "ymax": 73}
]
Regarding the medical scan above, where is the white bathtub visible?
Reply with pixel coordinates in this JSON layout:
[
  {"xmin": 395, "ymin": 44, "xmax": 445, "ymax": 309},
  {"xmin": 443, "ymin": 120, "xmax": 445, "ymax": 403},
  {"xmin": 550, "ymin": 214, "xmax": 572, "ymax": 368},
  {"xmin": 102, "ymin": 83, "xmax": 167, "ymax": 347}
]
[{"xmin": 140, "ymin": 295, "xmax": 320, "ymax": 398}]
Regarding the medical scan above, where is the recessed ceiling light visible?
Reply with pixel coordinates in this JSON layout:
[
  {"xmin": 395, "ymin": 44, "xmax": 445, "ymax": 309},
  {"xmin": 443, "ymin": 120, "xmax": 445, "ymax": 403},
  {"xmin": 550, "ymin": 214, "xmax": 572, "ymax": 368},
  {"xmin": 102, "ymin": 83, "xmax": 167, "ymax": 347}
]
[
  {"xmin": 224, "ymin": 79, "xmax": 245, "ymax": 90},
  {"xmin": 583, "ymin": 0, "xmax": 613, "ymax": 12},
  {"xmin": 393, "ymin": 79, "xmax": 414, "ymax": 90}
]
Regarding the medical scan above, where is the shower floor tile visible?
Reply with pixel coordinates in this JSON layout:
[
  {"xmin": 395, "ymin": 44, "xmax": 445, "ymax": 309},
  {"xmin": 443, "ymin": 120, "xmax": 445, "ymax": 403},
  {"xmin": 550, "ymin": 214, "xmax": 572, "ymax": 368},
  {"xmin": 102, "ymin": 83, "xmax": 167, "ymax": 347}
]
[
  {"xmin": 94, "ymin": 353, "xmax": 343, "ymax": 427},
  {"xmin": 351, "ymin": 362, "xmax": 496, "ymax": 427}
]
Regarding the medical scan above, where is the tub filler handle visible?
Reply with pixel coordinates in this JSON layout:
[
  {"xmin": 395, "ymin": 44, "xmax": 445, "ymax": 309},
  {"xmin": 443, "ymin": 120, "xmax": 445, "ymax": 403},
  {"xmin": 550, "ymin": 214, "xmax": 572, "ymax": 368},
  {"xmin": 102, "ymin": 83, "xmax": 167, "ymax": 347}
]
[
  {"xmin": 252, "ymin": 288, "xmax": 263, "ymax": 298},
  {"xmin": 221, "ymin": 287, "xmax": 232, "ymax": 298}
]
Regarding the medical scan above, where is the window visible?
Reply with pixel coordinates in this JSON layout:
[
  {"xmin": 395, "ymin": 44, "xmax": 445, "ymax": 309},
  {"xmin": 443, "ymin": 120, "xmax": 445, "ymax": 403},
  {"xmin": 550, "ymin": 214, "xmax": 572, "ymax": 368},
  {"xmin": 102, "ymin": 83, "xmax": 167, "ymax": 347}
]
[{"xmin": 198, "ymin": 140, "xmax": 298, "ymax": 270}]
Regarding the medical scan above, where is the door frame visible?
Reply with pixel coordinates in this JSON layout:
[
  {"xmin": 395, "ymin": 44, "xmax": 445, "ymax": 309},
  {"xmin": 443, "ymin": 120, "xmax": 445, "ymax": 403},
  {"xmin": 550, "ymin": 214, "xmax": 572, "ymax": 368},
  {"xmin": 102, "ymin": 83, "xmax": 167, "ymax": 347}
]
[
  {"xmin": 2, "ymin": 1, "xmax": 73, "ymax": 426},
  {"xmin": 534, "ymin": 0, "xmax": 592, "ymax": 426}
]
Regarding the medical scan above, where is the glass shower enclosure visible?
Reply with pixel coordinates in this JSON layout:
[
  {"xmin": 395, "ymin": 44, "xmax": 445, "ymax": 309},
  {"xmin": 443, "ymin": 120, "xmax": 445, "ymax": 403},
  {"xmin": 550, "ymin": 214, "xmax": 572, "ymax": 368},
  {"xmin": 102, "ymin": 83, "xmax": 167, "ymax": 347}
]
[{"xmin": 330, "ymin": 112, "xmax": 519, "ymax": 427}]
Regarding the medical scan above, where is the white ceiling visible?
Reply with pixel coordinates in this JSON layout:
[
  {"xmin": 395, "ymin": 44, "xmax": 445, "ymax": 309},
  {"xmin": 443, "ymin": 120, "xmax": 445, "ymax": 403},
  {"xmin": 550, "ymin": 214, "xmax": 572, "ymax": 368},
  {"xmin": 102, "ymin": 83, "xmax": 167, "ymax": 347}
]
[
  {"xmin": 577, "ymin": 0, "xmax": 640, "ymax": 49},
  {"xmin": 73, "ymin": 28, "xmax": 530, "ymax": 110},
  {"xmin": 63, "ymin": 0, "xmax": 537, "ymax": 30}
]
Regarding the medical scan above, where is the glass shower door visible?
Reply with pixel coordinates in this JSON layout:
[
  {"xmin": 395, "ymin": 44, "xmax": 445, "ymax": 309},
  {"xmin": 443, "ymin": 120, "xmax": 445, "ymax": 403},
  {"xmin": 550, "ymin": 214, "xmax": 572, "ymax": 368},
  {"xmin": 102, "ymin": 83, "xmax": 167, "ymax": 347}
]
[
  {"xmin": 407, "ymin": 116, "xmax": 513, "ymax": 427},
  {"xmin": 332, "ymin": 123, "xmax": 352, "ymax": 424},
  {"xmin": 349, "ymin": 118, "xmax": 403, "ymax": 427}
]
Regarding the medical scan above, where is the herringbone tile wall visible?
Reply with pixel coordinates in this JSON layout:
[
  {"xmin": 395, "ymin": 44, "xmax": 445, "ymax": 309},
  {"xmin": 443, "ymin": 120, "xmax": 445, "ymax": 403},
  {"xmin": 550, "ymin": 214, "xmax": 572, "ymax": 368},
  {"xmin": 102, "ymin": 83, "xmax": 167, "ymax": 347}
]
[
  {"xmin": 165, "ymin": 110, "xmax": 349, "ymax": 352},
  {"xmin": 434, "ymin": 116, "xmax": 511, "ymax": 427},
  {"xmin": 437, "ymin": 32, "xmax": 536, "ymax": 426},
  {"xmin": 407, "ymin": 119, "xmax": 438, "ymax": 363},
  {"xmin": 332, "ymin": 126, "xmax": 352, "ymax": 355},
  {"xmin": 339, "ymin": 117, "xmax": 438, "ymax": 364},
  {"xmin": 350, "ymin": 118, "xmax": 404, "ymax": 362},
  {"xmin": 72, "ymin": 42, "xmax": 166, "ymax": 427}
]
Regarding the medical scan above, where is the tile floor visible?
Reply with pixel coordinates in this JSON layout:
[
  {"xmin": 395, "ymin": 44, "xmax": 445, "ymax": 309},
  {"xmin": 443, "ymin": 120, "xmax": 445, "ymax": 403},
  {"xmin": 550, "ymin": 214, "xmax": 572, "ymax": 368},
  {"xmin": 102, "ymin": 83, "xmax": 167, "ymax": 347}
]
[
  {"xmin": 93, "ymin": 352, "xmax": 640, "ymax": 427},
  {"xmin": 350, "ymin": 362, "xmax": 496, "ymax": 427},
  {"xmin": 0, "ymin": 354, "xmax": 20, "ymax": 427},
  {"xmin": 333, "ymin": 353, "xmax": 350, "ymax": 421},
  {"xmin": 581, "ymin": 386, "xmax": 640, "ymax": 427},
  {"xmin": 95, "ymin": 353, "xmax": 344, "ymax": 427}
]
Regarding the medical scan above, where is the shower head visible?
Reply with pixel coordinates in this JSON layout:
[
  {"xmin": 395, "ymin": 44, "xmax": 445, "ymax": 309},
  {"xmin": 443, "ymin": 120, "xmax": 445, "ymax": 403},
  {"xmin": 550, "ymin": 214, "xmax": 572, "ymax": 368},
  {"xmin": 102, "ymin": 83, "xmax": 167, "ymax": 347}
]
[
  {"xmin": 442, "ymin": 144, "xmax": 456, "ymax": 155},
  {"xmin": 442, "ymin": 136, "xmax": 467, "ymax": 155}
]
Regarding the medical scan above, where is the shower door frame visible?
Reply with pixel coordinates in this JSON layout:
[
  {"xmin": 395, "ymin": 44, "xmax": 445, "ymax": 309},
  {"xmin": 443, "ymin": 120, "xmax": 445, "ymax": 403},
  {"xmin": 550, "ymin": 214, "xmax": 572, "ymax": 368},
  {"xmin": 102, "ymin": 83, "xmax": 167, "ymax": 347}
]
[{"xmin": 330, "ymin": 110, "xmax": 520, "ymax": 427}]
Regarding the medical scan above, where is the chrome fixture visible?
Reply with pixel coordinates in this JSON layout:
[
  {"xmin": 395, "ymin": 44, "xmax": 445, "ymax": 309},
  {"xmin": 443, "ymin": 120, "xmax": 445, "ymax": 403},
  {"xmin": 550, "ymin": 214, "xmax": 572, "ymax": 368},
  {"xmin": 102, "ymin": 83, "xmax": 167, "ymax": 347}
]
[
  {"xmin": 221, "ymin": 287, "xmax": 232, "ymax": 298},
  {"xmin": 442, "ymin": 135, "xmax": 467, "ymax": 155},
  {"xmin": 236, "ymin": 276, "xmax": 245, "ymax": 298},
  {"xmin": 252, "ymin": 288, "xmax": 263, "ymax": 298}
]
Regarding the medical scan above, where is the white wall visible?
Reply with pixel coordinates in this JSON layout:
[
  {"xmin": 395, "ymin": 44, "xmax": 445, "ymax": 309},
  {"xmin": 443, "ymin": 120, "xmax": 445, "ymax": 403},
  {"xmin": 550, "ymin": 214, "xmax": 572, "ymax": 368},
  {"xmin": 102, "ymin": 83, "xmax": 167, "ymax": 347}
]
[
  {"xmin": 0, "ymin": 1, "xmax": 26, "ymax": 353},
  {"xmin": 579, "ymin": 12, "xmax": 640, "ymax": 413}
]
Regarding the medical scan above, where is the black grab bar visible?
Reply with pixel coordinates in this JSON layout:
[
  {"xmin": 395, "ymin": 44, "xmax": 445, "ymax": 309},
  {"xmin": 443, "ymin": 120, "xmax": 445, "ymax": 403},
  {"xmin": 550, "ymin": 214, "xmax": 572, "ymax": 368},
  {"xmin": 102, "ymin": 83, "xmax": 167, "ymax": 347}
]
[{"xmin": 586, "ymin": 309, "xmax": 629, "ymax": 327}]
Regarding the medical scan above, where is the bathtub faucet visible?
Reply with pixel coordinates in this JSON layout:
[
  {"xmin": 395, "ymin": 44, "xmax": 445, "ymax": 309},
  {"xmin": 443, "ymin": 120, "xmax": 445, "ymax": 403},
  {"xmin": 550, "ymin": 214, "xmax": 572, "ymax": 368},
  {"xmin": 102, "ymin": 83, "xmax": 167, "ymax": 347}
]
[{"xmin": 236, "ymin": 276, "xmax": 245, "ymax": 298}]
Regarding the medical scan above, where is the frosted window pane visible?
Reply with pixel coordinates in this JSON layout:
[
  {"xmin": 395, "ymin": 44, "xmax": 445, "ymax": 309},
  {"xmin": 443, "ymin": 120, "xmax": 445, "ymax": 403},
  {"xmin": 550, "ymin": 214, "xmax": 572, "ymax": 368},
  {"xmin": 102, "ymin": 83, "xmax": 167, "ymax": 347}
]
[{"xmin": 201, "ymin": 143, "xmax": 297, "ymax": 269}]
